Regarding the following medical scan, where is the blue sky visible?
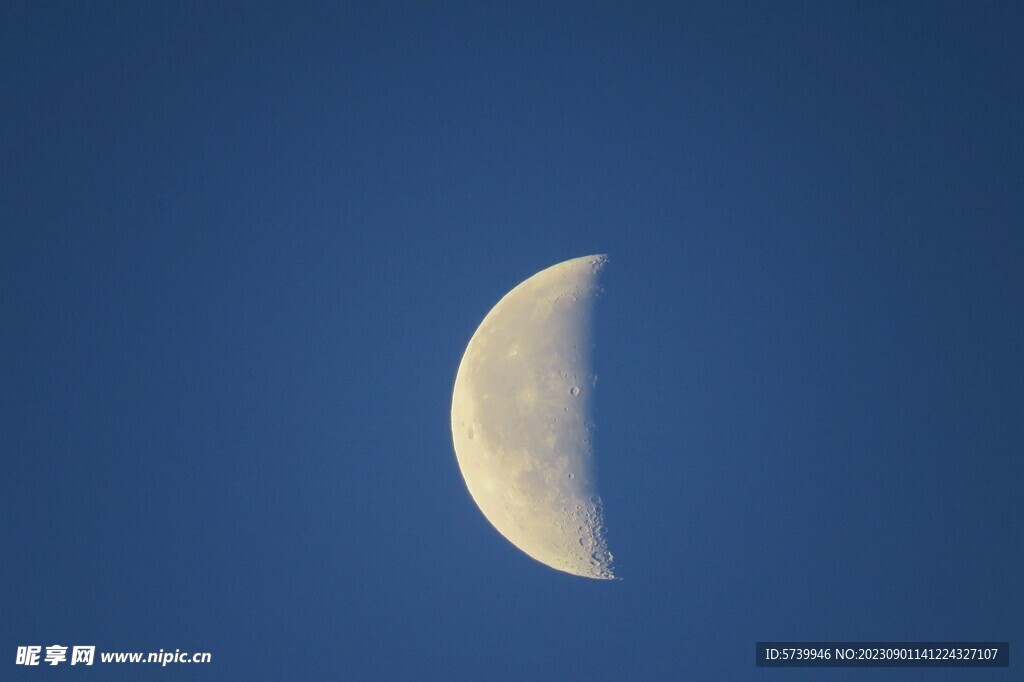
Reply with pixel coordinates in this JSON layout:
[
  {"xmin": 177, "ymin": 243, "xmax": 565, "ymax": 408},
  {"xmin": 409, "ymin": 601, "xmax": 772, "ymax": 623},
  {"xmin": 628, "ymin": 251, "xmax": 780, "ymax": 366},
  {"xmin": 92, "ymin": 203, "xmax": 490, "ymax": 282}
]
[{"xmin": 2, "ymin": 2, "xmax": 1021, "ymax": 679}]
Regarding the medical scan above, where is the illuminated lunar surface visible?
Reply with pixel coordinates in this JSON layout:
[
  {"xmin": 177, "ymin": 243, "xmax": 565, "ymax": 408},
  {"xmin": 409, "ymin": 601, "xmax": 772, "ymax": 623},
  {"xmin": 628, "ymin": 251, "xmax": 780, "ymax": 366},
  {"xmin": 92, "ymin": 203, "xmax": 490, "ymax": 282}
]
[{"xmin": 451, "ymin": 255, "xmax": 614, "ymax": 579}]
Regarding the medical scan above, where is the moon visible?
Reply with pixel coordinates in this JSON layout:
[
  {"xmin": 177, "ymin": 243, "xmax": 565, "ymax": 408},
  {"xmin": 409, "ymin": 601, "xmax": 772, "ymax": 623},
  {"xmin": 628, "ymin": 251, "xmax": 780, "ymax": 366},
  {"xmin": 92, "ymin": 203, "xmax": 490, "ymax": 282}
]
[{"xmin": 451, "ymin": 255, "xmax": 614, "ymax": 579}]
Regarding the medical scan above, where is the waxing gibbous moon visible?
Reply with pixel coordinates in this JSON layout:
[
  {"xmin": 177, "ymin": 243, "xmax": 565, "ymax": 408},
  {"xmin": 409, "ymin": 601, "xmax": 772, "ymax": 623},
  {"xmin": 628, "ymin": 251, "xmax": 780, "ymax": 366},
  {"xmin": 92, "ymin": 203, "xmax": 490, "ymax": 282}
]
[{"xmin": 451, "ymin": 255, "xmax": 614, "ymax": 579}]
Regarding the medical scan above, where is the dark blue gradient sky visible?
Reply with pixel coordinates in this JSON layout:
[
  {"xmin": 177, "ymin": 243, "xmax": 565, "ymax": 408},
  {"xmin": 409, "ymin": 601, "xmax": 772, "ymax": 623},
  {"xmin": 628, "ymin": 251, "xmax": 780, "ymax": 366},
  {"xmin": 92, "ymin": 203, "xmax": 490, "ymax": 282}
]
[{"xmin": 3, "ymin": 2, "xmax": 1021, "ymax": 679}]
